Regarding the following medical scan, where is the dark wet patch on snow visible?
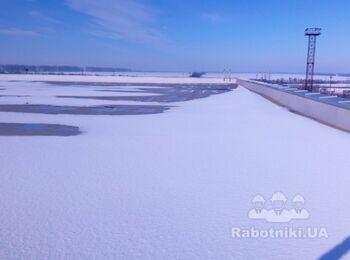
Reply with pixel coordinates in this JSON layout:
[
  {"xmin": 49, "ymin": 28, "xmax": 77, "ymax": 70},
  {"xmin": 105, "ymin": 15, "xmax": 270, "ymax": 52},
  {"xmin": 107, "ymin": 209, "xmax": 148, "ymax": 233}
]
[
  {"xmin": 0, "ymin": 123, "xmax": 81, "ymax": 136},
  {"xmin": 44, "ymin": 81, "xmax": 167, "ymax": 87},
  {"xmin": 43, "ymin": 81, "xmax": 203, "ymax": 87},
  {"xmin": 57, "ymin": 84, "xmax": 235, "ymax": 103},
  {"xmin": 0, "ymin": 104, "xmax": 171, "ymax": 115},
  {"xmin": 0, "ymin": 95, "xmax": 30, "ymax": 97}
]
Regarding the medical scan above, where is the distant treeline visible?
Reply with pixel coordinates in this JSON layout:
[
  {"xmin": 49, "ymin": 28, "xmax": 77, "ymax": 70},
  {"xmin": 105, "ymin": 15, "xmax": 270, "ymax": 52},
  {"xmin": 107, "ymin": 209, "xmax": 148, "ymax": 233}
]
[{"xmin": 0, "ymin": 64, "xmax": 131, "ymax": 74}]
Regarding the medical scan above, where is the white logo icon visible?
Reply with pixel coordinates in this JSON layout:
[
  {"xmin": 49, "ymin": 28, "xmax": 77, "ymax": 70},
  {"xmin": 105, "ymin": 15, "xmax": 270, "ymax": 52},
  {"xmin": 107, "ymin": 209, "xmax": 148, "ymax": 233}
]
[{"xmin": 248, "ymin": 192, "xmax": 309, "ymax": 223}]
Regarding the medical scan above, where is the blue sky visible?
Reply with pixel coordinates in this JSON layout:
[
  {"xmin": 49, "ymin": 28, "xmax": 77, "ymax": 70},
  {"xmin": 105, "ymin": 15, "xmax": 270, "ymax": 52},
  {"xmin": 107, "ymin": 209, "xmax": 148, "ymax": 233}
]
[{"xmin": 1, "ymin": 0, "xmax": 350, "ymax": 72}]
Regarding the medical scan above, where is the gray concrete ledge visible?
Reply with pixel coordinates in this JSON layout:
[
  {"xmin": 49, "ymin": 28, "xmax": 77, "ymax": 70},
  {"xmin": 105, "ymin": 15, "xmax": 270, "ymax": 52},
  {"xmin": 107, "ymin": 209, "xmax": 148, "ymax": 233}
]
[{"xmin": 238, "ymin": 79, "xmax": 350, "ymax": 133}]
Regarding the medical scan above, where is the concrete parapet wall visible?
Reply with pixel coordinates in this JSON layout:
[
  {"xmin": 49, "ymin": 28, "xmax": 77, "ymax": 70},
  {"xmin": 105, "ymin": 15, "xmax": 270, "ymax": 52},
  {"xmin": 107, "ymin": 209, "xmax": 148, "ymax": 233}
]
[{"xmin": 238, "ymin": 79, "xmax": 350, "ymax": 132}]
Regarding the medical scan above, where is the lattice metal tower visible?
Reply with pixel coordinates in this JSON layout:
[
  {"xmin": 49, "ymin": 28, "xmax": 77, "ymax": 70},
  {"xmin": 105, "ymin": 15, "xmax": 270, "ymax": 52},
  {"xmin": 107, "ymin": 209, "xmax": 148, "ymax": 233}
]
[{"xmin": 304, "ymin": 28, "xmax": 322, "ymax": 91}]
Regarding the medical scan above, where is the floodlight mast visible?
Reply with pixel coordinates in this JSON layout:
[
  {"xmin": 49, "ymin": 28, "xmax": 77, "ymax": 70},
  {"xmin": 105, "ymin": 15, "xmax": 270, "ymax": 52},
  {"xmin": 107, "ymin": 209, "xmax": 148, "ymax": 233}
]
[{"xmin": 304, "ymin": 28, "xmax": 322, "ymax": 92}]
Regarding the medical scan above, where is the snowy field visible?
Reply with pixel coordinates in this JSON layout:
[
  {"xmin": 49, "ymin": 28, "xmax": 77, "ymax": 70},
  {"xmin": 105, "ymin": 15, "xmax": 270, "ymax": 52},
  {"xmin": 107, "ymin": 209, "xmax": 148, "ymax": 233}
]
[
  {"xmin": 2, "ymin": 71, "xmax": 348, "ymax": 82},
  {"xmin": 0, "ymin": 73, "xmax": 228, "ymax": 84},
  {"xmin": 0, "ymin": 75, "xmax": 349, "ymax": 259}
]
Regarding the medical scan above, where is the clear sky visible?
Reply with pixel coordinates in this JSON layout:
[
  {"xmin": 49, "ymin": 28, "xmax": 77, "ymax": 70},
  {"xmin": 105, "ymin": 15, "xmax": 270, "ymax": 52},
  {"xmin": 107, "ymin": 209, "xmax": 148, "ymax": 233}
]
[{"xmin": 1, "ymin": 0, "xmax": 350, "ymax": 73}]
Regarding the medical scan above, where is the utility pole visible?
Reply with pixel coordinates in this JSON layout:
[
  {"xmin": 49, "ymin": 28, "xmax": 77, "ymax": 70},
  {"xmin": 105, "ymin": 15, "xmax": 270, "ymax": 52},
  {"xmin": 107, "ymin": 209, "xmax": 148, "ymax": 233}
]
[{"xmin": 304, "ymin": 28, "xmax": 322, "ymax": 92}]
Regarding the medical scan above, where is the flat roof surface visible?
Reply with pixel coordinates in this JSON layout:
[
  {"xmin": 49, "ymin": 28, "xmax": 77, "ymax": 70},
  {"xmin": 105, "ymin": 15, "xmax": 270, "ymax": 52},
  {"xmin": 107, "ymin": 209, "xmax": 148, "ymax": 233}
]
[{"xmin": 247, "ymin": 80, "xmax": 350, "ymax": 110}]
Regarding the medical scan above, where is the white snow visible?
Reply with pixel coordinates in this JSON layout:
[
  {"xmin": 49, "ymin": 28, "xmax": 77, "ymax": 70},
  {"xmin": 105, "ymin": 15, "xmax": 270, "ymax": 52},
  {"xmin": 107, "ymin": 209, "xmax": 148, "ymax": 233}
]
[{"xmin": 0, "ymin": 78, "xmax": 349, "ymax": 259}]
